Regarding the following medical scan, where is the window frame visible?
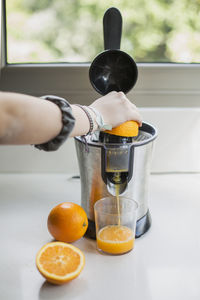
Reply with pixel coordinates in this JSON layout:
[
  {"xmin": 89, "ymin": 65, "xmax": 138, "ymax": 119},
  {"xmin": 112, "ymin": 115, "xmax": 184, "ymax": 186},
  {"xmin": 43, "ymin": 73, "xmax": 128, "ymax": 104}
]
[{"xmin": 1, "ymin": 0, "xmax": 200, "ymax": 107}]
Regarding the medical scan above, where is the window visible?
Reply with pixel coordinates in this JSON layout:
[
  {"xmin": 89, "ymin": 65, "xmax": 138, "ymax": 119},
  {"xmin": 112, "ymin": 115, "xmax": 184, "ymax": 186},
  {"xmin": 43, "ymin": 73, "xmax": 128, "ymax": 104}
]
[
  {"xmin": 0, "ymin": 0, "xmax": 200, "ymax": 108},
  {"xmin": 6, "ymin": 0, "xmax": 200, "ymax": 64}
]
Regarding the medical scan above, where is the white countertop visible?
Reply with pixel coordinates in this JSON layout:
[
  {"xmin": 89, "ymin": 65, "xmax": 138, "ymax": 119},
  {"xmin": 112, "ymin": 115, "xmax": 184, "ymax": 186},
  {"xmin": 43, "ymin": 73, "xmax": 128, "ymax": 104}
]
[{"xmin": 0, "ymin": 173, "xmax": 200, "ymax": 300}]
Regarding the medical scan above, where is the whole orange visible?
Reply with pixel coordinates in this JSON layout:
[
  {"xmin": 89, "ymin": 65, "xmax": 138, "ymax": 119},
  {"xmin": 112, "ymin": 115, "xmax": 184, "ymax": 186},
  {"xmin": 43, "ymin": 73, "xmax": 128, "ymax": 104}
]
[{"xmin": 47, "ymin": 202, "xmax": 88, "ymax": 243}]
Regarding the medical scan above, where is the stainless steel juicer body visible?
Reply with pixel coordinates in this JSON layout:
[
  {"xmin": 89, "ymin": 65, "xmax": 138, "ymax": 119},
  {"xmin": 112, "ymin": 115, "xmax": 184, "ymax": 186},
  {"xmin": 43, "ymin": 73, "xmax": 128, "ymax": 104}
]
[{"xmin": 75, "ymin": 122, "xmax": 157, "ymax": 238}]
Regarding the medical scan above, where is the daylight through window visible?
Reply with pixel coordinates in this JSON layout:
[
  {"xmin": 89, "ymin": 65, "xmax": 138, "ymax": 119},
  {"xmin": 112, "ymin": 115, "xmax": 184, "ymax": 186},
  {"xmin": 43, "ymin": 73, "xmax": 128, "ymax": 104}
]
[{"xmin": 5, "ymin": 0, "xmax": 200, "ymax": 64}]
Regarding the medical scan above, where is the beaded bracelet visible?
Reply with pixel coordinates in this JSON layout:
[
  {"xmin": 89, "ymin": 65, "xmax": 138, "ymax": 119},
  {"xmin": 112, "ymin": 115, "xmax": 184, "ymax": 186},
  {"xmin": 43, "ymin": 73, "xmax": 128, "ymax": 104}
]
[
  {"xmin": 73, "ymin": 104, "xmax": 94, "ymax": 135},
  {"xmin": 88, "ymin": 106, "xmax": 112, "ymax": 131}
]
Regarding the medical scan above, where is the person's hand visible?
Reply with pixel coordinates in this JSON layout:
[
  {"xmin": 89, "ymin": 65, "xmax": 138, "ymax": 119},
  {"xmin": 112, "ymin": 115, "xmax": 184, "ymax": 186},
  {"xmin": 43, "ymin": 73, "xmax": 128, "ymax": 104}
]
[
  {"xmin": 90, "ymin": 91, "xmax": 142, "ymax": 128},
  {"xmin": 70, "ymin": 91, "xmax": 142, "ymax": 137},
  {"xmin": 90, "ymin": 91, "xmax": 142, "ymax": 129}
]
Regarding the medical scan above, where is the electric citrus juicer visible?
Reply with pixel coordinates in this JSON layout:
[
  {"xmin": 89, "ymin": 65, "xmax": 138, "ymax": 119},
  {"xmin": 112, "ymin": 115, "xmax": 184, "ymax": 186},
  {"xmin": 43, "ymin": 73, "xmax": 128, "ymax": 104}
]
[{"xmin": 74, "ymin": 7, "xmax": 157, "ymax": 239}]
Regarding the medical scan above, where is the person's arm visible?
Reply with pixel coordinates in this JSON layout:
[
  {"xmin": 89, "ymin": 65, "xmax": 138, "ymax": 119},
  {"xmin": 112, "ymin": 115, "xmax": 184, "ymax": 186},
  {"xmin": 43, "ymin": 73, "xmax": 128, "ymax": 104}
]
[
  {"xmin": 0, "ymin": 91, "xmax": 63, "ymax": 145},
  {"xmin": 0, "ymin": 91, "xmax": 142, "ymax": 145}
]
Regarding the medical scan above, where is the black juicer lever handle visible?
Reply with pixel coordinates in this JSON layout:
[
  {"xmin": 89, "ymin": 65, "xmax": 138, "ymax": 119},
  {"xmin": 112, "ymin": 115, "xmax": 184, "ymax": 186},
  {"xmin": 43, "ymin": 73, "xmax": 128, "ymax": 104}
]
[{"xmin": 103, "ymin": 7, "xmax": 122, "ymax": 50}]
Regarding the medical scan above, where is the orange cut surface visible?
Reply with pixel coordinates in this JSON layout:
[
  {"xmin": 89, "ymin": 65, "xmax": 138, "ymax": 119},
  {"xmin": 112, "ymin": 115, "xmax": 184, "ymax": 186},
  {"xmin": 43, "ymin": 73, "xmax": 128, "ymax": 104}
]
[
  {"xmin": 36, "ymin": 242, "xmax": 85, "ymax": 284},
  {"xmin": 97, "ymin": 225, "xmax": 134, "ymax": 254},
  {"xmin": 105, "ymin": 121, "xmax": 139, "ymax": 137}
]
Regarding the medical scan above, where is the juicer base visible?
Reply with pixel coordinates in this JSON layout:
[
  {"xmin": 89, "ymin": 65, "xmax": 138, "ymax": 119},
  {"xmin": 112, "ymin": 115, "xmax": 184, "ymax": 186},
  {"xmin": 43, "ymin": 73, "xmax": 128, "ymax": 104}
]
[
  {"xmin": 85, "ymin": 210, "xmax": 152, "ymax": 240},
  {"xmin": 135, "ymin": 210, "xmax": 151, "ymax": 238}
]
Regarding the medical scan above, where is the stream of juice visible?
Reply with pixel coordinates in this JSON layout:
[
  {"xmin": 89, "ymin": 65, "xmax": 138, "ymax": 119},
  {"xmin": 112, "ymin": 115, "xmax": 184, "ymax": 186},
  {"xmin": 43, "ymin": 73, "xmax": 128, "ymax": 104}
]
[
  {"xmin": 115, "ymin": 180, "xmax": 120, "ymax": 226},
  {"xmin": 113, "ymin": 173, "xmax": 121, "ymax": 225}
]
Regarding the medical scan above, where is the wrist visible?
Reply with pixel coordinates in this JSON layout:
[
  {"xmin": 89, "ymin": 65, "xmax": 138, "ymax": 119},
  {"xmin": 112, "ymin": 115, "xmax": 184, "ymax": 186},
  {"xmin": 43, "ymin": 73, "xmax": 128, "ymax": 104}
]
[
  {"xmin": 88, "ymin": 106, "xmax": 112, "ymax": 131},
  {"xmin": 86, "ymin": 107, "xmax": 98, "ymax": 131},
  {"xmin": 71, "ymin": 105, "xmax": 89, "ymax": 136},
  {"xmin": 72, "ymin": 104, "xmax": 98, "ymax": 136}
]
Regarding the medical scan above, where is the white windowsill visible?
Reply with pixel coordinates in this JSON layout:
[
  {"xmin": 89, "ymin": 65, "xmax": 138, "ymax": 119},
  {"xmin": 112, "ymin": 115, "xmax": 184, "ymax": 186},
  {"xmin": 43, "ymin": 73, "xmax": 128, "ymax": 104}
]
[{"xmin": 0, "ymin": 63, "xmax": 200, "ymax": 107}]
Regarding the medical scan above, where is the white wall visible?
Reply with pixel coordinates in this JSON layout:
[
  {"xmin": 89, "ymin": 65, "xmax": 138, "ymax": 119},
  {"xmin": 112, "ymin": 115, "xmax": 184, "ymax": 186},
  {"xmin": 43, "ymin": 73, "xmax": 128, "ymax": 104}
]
[
  {"xmin": 0, "ymin": 108, "xmax": 200, "ymax": 174},
  {"xmin": 142, "ymin": 108, "xmax": 200, "ymax": 173}
]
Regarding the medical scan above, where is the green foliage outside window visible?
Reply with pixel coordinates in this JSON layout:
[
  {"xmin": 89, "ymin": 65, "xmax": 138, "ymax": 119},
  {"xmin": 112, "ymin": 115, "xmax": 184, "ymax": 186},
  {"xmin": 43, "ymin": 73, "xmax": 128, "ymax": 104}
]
[{"xmin": 6, "ymin": 0, "xmax": 200, "ymax": 63}]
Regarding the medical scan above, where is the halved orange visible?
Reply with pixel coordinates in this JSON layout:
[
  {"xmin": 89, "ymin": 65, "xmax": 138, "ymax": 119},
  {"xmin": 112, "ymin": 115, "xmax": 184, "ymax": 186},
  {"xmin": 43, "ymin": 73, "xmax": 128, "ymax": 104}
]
[
  {"xmin": 105, "ymin": 120, "xmax": 139, "ymax": 137},
  {"xmin": 36, "ymin": 242, "xmax": 85, "ymax": 284}
]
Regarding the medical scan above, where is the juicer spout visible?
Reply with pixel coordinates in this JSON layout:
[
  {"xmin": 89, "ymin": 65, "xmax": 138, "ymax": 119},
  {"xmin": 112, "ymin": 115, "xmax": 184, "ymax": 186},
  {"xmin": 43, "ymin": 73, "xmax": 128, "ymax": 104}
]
[
  {"xmin": 106, "ymin": 179, "xmax": 128, "ymax": 196},
  {"xmin": 106, "ymin": 171, "xmax": 128, "ymax": 196}
]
